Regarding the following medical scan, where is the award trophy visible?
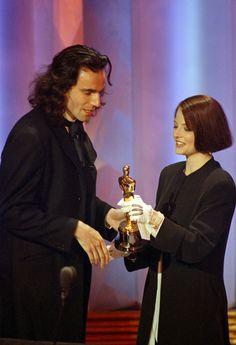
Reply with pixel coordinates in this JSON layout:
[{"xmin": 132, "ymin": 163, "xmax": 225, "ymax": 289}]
[{"xmin": 114, "ymin": 164, "xmax": 144, "ymax": 256}]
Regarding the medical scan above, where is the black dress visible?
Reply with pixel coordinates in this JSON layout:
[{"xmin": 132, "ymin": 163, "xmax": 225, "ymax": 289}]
[{"xmin": 125, "ymin": 158, "xmax": 236, "ymax": 345}]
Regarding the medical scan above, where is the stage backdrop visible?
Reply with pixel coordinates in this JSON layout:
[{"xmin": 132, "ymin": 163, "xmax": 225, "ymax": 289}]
[{"xmin": 0, "ymin": 0, "xmax": 235, "ymax": 310}]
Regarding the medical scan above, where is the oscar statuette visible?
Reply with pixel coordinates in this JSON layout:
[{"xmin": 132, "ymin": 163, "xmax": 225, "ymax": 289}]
[{"xmin": 114, "ymin": 165, "xmax": 145, "ymax": 256}]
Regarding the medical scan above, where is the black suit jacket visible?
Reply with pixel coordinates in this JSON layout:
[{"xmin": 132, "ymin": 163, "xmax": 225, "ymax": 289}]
[{"xmin": 0, "ymin": 108, "xmax": 116, "ymax": 342}]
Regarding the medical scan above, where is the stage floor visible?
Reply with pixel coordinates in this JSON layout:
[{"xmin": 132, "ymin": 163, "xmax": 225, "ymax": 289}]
[{"xmin": 86, "ymin": 309, "xmax": 236, "ymax": 345}]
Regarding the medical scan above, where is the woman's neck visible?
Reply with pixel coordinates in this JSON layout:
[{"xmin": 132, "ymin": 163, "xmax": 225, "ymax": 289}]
[{"xmin": 184, "ymin": 152, "xmax": 212, "ymax": 175}]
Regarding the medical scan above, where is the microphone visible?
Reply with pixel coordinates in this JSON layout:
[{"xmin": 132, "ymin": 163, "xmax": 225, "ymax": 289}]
[
  {"xmin": 60, "ymin": 266, "xmax": 77, "ymax": 306},
  {"xmin": 53, "ymin": 266, "xmax": 77, "ymax": 345}
]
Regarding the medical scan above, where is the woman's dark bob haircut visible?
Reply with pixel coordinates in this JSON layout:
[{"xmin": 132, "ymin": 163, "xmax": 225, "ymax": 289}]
[{"xmin": 175, "ymin": 95, "xmax": 233, "ymax": 153}]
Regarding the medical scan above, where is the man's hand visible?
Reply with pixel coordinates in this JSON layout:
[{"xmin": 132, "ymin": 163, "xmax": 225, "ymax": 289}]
[
  {"xmin": 74, "ymin": 221, "xmax": 109, "ymax": 269},
  {"xmin": 105, "ymin": 208, "xmax": 126, "ymax": 231}
]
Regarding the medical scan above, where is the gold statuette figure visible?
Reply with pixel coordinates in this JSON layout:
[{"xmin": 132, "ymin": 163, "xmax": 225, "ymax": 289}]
[{"xmin": 115, "ymin": 164, "xmax": 144, "ymax": 256}]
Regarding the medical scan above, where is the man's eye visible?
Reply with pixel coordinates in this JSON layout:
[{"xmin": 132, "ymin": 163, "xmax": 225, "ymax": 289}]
[{"xmin": 100, "ymin": 91, "xmax": 106, "ymax": 97}]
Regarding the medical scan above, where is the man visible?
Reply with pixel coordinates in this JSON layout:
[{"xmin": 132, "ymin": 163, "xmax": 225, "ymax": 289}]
[{"xmin": 0, "ymin": 44, "xmax": 124, "ymax": 343}]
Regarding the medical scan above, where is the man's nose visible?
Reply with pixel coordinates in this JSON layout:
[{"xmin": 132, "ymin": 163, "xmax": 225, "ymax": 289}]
[{"xmin": 91, "ymin": 93, "xmax": 101, "ymax": 108}]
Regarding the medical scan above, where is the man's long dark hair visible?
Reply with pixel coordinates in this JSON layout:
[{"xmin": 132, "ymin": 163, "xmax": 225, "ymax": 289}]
[{"xmin": 28, "ymin": 44, "xmax": 112, "ymax": 122}]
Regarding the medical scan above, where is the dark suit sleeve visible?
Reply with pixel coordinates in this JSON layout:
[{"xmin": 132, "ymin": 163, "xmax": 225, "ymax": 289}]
[
  {"xmin": 154, "ymin": 168, "xmax": 166, "ymax": 208},
  {"xmin": 0, "ymin": 126, "xmax": 77, "ymax": 253},
  {"xmin": 150, "ymin": 173, "xmax": 236, "ymax": 263},
  {"xmin": 94, "ymin": 196, "xmax": 117, "ymax": 241}
]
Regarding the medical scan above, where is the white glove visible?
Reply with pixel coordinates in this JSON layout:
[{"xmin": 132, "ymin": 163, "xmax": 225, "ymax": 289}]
[
  {"xmin": 128, "ymin": 201, "xmax": 153, "ymax": 224},
  {"xmin": 117, "ymin": 196, "xmax": 155, "ymax": 241},
  {"xmin": 117, "ymin": 195, "xmax": 144, "ymax": 213}
]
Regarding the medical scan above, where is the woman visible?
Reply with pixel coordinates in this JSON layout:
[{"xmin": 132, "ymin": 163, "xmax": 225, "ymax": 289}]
[{"xmin": 125, "ymin": 95, "xmax": 236, "ymax": 345}]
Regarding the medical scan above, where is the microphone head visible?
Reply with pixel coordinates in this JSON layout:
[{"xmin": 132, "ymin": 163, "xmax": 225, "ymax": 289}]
[{"xmin": 60, "ymin": 266, "xmax": 77, "ymax": 289}]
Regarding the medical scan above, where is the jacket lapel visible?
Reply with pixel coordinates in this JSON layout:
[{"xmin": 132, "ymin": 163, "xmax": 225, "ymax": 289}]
[
  {"xmin": 156, "ymin": 165, "xmax": 184, "ymax": 214},
  {"xmin": 51, "ymin": 125, "xmax": 82, "ymax": 169}
]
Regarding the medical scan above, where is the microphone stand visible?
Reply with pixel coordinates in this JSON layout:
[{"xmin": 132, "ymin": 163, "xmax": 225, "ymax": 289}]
[{"xmin": 52, "ymin": 302, "xmax": 64, "ymax": 345}]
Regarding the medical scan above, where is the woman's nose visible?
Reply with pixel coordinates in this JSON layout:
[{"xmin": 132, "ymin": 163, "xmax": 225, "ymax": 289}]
[{"xmin": 174, "ymin": 126, "xmax": 183, "ymax": 137}]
